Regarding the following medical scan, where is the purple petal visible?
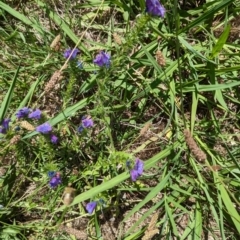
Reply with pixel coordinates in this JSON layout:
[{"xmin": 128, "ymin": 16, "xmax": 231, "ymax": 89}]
[
  {"xmin": 93, "ymin": 51, "xmax": 111, "ymax": 67},
  {"xmin": 134, "ymin": 158, "xmax": 144, "ymax": 175},
  {"xmin": 130, "ymin": 169, "xmax": 139, "ymax": 181},
  {"xmin": 49, "ymin": 173, "xmax": 61, "ymax": 188},
  {"xmin": 28, "ymin": 109, "xmax": 42, "ymax": 120},
  {"xmin": 1, "ymin": 118, "xmax": 11, "ymax": 129},
  {"xmin": 0, "ymin": 127, "xmax": 6, "ymax": 134},
  {"xmin": 86, "ymin": 201, "xmax": 97, "ymax": 214},
  {"xmin": 82, "ymin": 116, "xmax": 94, "ymax": 128},
  {"xmin": 50, "ymin": 134, "xmax": 58, "ymax": 144},
  {"xmin": 16, "ymin": 107, "xmax": 31, "ymax": 119},
  {"xmin": 146, "ymin": 0, "xmax": 165, "ymax": 18},
  {"xmin": 36, "ymin": 122, "xmax": 52, "ymax": 134},
  {"xmin": 63, "ymin": 48, "xmax": 80, "ymax": 60}
]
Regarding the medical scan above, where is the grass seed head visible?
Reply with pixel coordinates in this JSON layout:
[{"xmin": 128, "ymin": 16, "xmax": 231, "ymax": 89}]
[
  {"xmin": 20, "ymin": 121, "xmax": 35, "ymax": 131},
  {"xmin": 10, "ymin": 135, "xmax": 21, "ymax": 144},
  {"xmin": 50, "ymin": 34, "xmax": 61, "ymax": 51},
  {"xmin": 44, "ymin": 70, "xmax": 63, "ymax": 93},
  {"xmin": 113, "ymin": 33, "xmax": 122, "ymax": 45},
  {"xmin": 184, "ymin": 129, "xmax": 206, "ymax": 162},
  {"xmin": 140, "ymin": 122, "xmax": 152, "ymax": 136},
  {"xmin": 155, "ymin": 50, "xmax": 166, "ymax": 66}
]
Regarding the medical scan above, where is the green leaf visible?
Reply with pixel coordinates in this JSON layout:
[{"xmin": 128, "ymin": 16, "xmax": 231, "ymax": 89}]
[
  {"xmin": 0, "ymin": 65, "xmax": 20, "ymax": 121},
  {"xmin": 210, "ymin": 25, "xmax": 231, "ymax": 59},
  {"xmin": 181, "ymin": 81, "xmax": 240, "ymax": 92},
  {"xmin": 194, "ymin": 201, "xmax": 202, "ymax": 240},
  {"xmin": 218, "ymin": 183, "xmax": 240, "ymax": 234},
  {"xmin": 165, "ymin": 197, "xmax": 179, "ymax": 237}
]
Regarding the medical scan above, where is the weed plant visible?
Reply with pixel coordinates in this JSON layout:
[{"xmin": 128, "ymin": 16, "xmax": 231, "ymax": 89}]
[{"xmin": 0, "ymin": 0, "xmax": 240, "ymax": 239}]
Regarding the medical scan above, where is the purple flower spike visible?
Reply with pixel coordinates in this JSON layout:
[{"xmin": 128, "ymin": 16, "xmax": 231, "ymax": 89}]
[
  {"xmin": 86, "ymin": 201, "xmax": 97, "ymax": 214},
  {"xmin": 36, "ymin": 122, "xmax": 52, "ymax": 134},
  {"xmin": 63, "ymin": 48, "xmax": 80, "ymax": 60},
  {"xmin": 16, "ymin": 107, "xmax": 31, "ymax": 119},
  {"xmin": 49, "ymin": 172, "xmax": 61, "ymax": 188},
  {"xmin": 0, "ymin": 118, "xmax": 11, "ymax": 134},
  {"xmin": 50, "ymin": 134, "xmax": 58, "ymax": 144},
  {"xmin": 130, "ymin": 158, "xmax": 144, "ymax": 181},
  {"xmin": 82, "ymin": 116, "xmax": 94, "ymax": 128},
  {"xmin": 0, "ymin": 127, "xmax": 6, "ymax": 134},
  {"xmin": 146, "ymin": 0, "xmax": 165, "ymax": 18},
  {"xmin": 134, "ymin": 158, "xmax": 144, "ymax": 175},
  {"xmin": 130, "ymin": 170, "xmax": 139, "ymax": 182},
  {"xmin": 2, "ymin": 118, "xmax": 11, "ymax": 130},
  {"xmin": 28, "ymin": 109, "xmax": 42, "ymax": 120},
  {"xmin": 93, "ymin": 51, "xmax": 111, "ymax": 67}
]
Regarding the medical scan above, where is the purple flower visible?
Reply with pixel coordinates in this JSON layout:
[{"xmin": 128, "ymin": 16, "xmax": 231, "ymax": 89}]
[
  {"xmin": 93, "ymin": 51, "xmax": 111, "ymax": 67},
  {"xmin": 49, "ymin": 172, "xmax": 61, "ymax": 188},
  {"xmin": 134, "ymin": 158, "xmax": 144, "ymax": 175},
  {"xmin": 2, "ymin": 118, "xmax": 11, "ymax": 130},
  {"xmin": 0, "ymin": 118, "xmax": 11, "ymax": 134},
  {"xmin": 36, "ymin": 122, "xmax": 52, "ymax": 134},
  {"xmin": 130, "ymin": 158, "xmax": 144, "ymax": 181},
  {"xmin": 0, "ymin": 127, "xmax": 6, "ymax": 134},
  {"xmin": 78, "ymin": 116, "xmax": 94, "ymax": 132},
  {"xmin": 130, "ymin": 170, "xmax": 140, "ymax": 182},
  {"xmin": 16, "ymin": 107, "xmax": 31, "ymax": 119},
  {"xmin": 86, "ymin": 201, "xmax": 97, "ymax": 214},
  {"xmin": 50, "ymin": 134, "xmax": 58, "ymax": 144},
  {"xmin": 28, "ymin": 109, "xmax": 42, "ymax": 120},
  {"xmin": 146, "ymin": 0, "xmax": 165, "ymax": 18},
  {"xmin": 82, "ymin": 116, "xmax": 94, "ymax": 128},
  {"xmin": 63, "ymin": 48, "xmax": 80, "ymax": 60}
]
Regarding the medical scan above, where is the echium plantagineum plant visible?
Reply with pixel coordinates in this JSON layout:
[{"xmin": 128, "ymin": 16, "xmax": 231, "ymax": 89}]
[
  {"xmin": 93, "ymin": 51, "xmax": 111, "ymax": 67},
  {"xmin": 145, "ymin": 0, "xmax": 165, "ymax": 18},
  {"xmin": 16, "ymin": 107, "xmax": 31, "ymax": 119},
  {"xmin": 14, "ymin": 106, "xmax": 59, "ymax": 144},
  {"xmin": 77, "ymin": 116, "xmax": 94, "ymax": 133},
  {"xmin": 130, "ymin": 158, "xmax": 144, "ymax": 181},
  {"xmin": 28, "ymin": 109, "xmax": 41, "ymax": 120},
  {"xmin": 63, "ymin": 48, "xmax": 80, "ymax": 60},
  {"xmin": 48, "ymin": 172, "xmax": 61, "ymax": 188},
  {"xmin": 101, "ymin": 1, "xmax": 165, "ymax": 75},
  {"xmin": 0, "ymin": 118, "xmax": 11, "ymax": 134},
  {"xmin": 86, "ymin": 201, "xmax": 97, "ymax": 214}
]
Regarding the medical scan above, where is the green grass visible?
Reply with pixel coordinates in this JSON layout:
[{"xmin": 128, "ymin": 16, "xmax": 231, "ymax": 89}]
[{"xmin": 0, "ymin": 0, "xmax": 240, "ymax": 239}]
